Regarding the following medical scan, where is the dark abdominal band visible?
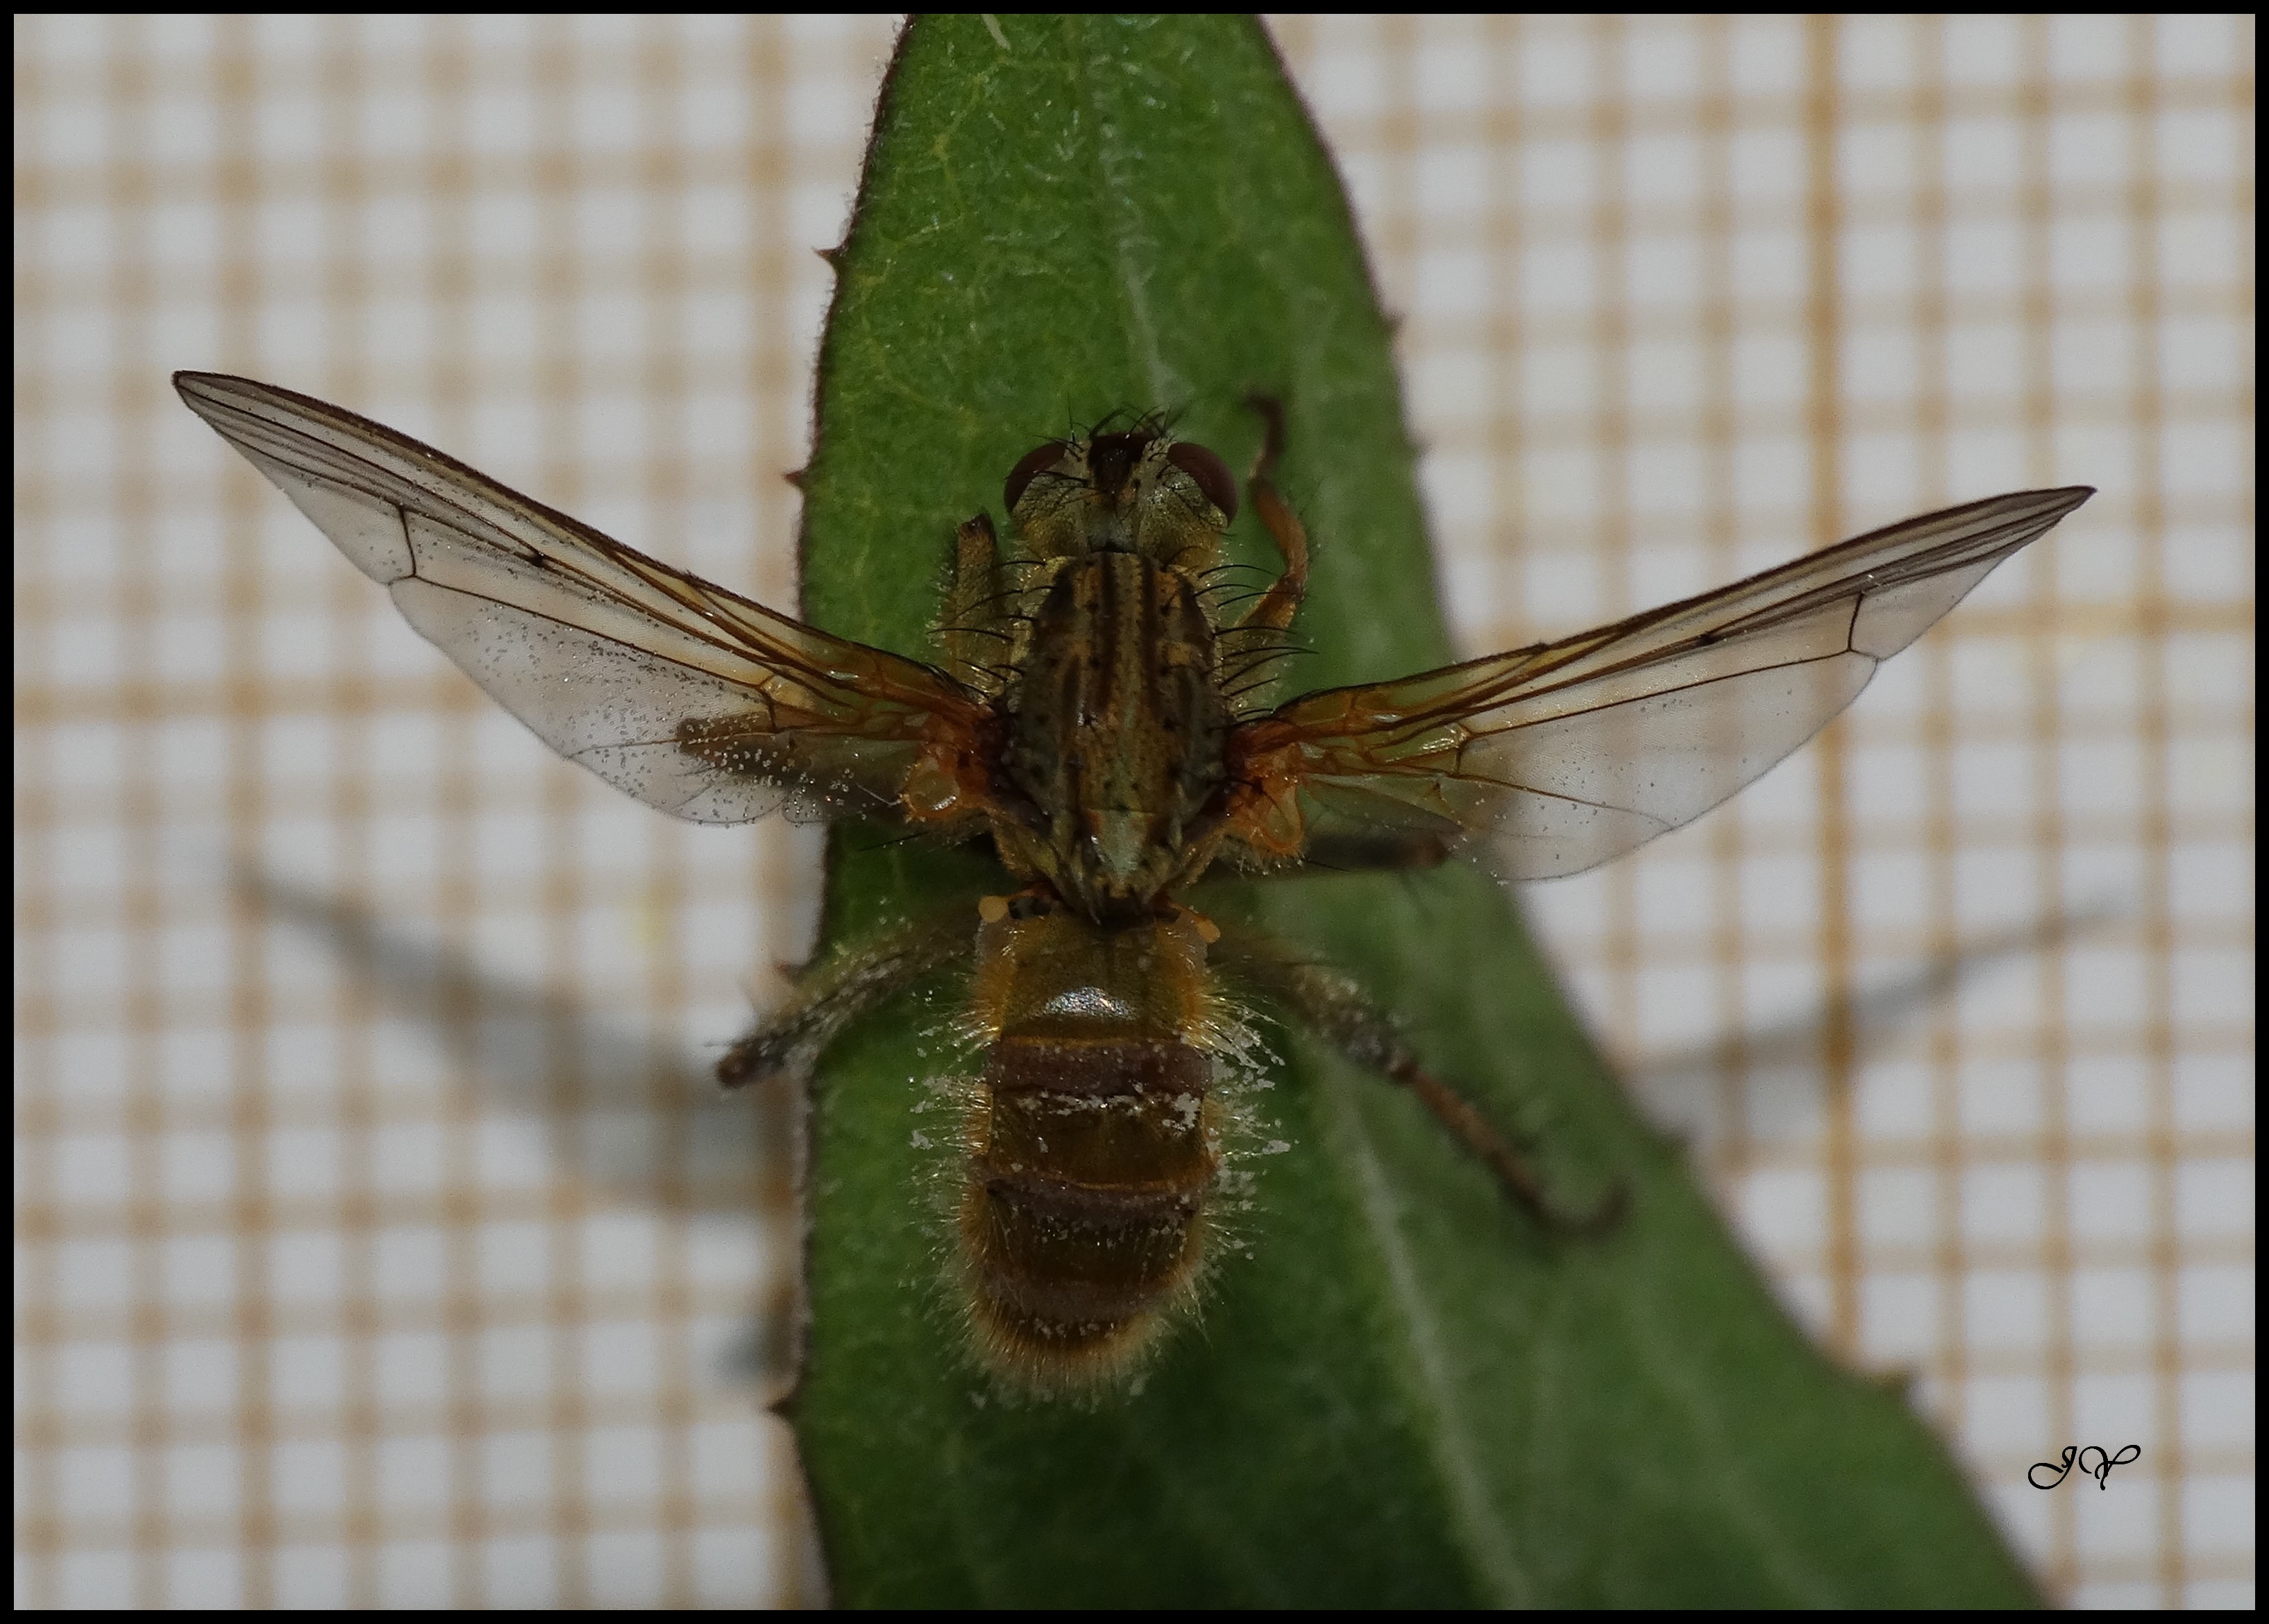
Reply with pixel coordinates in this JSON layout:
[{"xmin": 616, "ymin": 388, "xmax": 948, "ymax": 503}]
[{"xmin": 959, "ymin": 1032, "xmax": 1218, "ymax": 1373}]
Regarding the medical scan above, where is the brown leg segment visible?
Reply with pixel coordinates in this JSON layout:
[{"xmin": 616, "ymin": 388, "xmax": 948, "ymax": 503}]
[
  {"xmin": 1229, "ymin": 395, "xmax": 1308, "ymax": 638},
  {"xmin": 937, "ymin": 511, "xmax": 1013, "ymax": 698},
  {"xmin": 718, "ymin": 905, "xmax": 973, "ymax": 1090},
  {"xmin": 1213, "ymin": 921, "xmax": 1624, "ymax": 1235},
  {"xmin": 1288, "ymin": 831, "xmax": 1455, "ymax": 874}
]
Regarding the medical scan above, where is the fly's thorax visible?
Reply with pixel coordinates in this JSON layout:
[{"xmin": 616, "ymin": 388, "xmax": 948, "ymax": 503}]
[{"xmin": 997, "ymin": 552, "xmax": 1230, "ymax": 914}]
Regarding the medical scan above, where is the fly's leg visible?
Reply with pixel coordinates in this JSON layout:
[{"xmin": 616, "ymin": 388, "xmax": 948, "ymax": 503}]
[
  {"xmin": 936, "ymin": 511, "xmax": 1013, "ymax": 699},
  {"xmin": 1217, "ymin": 396, "xmax": 1311, "ymax": 714},
  {"xmin": 1294, "ymin": 832, "xmax": 1454, "ymax": 874},
  {"xmin": 1214, "ymin": 922, "xmax": 1625, "ymax": 1235},
  {"xmin": 718, "ymin": 906, "xmax": 972, "ymax": 1090},
  {"xmin": 1228, "ymin": 394, "xmax": 1308, "ymax": 638}
]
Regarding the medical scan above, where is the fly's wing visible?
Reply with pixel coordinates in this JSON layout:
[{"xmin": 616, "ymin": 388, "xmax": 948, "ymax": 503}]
[
  {"xmin": 176, "ymin": 371, "xmax": 984, "ymax": 825},
  {"xmin": 1242, "ymin": 487, "xmax": 2093, "ymax": 879}
]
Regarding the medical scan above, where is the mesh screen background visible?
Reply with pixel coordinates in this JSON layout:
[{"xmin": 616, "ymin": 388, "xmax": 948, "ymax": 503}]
[{"xmin": 14, "ymin": 15, "xmax": 2253, "ymax": 1609}]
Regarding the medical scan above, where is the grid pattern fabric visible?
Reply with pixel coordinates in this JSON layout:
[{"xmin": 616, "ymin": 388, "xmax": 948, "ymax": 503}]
[
  {"xmin": 13, "ymin": 14, "xmax": 2253, "ymax": 1609},
  {"xmin": 1273, "ymin": 15, "xmax": 2255, "ymax": 1608}
]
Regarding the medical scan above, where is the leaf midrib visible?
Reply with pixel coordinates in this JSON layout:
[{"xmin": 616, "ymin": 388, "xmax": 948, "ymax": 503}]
[{"xmin": 1317, "ymin": 1053, "xmax": 1540, "ymax": 1605}]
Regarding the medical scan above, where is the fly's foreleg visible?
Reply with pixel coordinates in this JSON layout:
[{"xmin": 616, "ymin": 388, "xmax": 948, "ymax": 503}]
[
  {"xmin": 1225, "ymin": 396, "xmax": 1316, "ymax": 639},
  {"xmin": 1215, "ymin": 924, "xmax": 1623, "ymax": 1235},
  {"xmin": 718, "ymin": 906, "xmax": 972, "ymax": 1090},
  {"xmin": 1228, "ymin": 394, "xmax": 1308, "ymax": 638},
  {"xmin": 937, "ymin": 511, "xmax": 1012, "ymax": 698},
  {"xmin": 1216, "ymin": 396, "xmax": 1311, "ymax": 713}
]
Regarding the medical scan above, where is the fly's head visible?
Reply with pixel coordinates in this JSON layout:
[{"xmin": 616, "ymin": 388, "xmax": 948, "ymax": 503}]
[{"xmin": 1004, "ymin": 423, "xmax": 1238, "ymax": 570}]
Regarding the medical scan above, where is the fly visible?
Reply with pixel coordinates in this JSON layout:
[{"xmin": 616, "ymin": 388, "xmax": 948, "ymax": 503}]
[{"xmin": 176, "ymin": 371, "xmax": 2092, "ymax": 1392}]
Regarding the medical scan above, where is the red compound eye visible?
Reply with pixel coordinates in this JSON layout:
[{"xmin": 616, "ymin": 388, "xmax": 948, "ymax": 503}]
[
  {"xmin": 1165, "ymin": 440, "xmax": 1238, "ymax": 523},
  {"xmin": 1004, "ymin": 441, "xmax": 1068, "ymax": 512}
]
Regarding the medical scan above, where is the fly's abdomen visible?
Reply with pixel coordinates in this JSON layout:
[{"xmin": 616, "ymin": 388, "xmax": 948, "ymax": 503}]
[
  {"xmin": 960, "ymin": 1035, "xmax": 1217, "ymax": 1387},
  {"xmin": 959, "ymin": 906, "xmax": 1226, "ymax": 1390}
]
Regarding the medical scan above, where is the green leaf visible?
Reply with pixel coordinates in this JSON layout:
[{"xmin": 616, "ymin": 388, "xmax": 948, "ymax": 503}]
[{"xmin": 789, "ymin": 15, "xmax": 2038, "ymax": 1608}]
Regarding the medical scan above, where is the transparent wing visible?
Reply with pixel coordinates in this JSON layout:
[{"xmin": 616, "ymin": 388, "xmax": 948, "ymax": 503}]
[
  {"xmin": 1239, "ymin": 487, "xmax": 2093, "ymax": 879},
  {"xmin": 176, "ymin": 371, "xmax": 984, "ymax": 824}
]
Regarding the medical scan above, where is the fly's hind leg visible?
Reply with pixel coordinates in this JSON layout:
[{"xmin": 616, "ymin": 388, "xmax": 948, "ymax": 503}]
[
  {"xmin": 718, "ymin": 906, "xmax": 972, "ymax": 1090},
  {"xmin": 1214, "ymin": 922, "xmax": 1624, "ymax": 1235}
]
